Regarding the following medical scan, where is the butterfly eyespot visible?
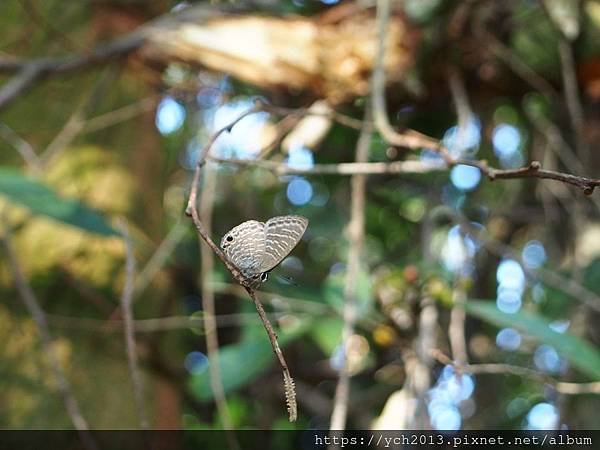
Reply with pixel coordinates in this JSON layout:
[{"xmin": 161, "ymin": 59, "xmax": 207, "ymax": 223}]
[
  {"xmin": 226, "ymin": 235, "xmax": 234, "ymax": 242},
  {"xmin": 260, "ymin": 272, "xmax": 269, "ymax": 282}
]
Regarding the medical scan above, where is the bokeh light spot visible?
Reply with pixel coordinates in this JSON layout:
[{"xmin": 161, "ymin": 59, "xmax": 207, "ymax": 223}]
[
  {"xmin": 156, "ymin": 97, "xmax": 186, "ymax": 135},
  {"xmin": 522, "ymin": 240, "xmax": 546, "ymax": 269},
  {"xmin": 184, "ymin": 351, "xmax": 209, "ymax": 375},
  {"xmin": 525, "ymin": 403, "xmax": 559, "ymax": 430},
  {"xmin": 450, "ymin": 164, "xmax": 481, "ymax": 191},
  {"xmin": 534, "ymin": 344, "xmax": 564, "ymax": 374},
  {"xmin": 496, "ymin": 259, "xmax": 526, "ymax": 292},
  {"xmin": 286, "ymin": 145, "xmax": 315, "ymax": 170},
  {"xmin": 286, "ymin": 177, "xmax": 313, "ymax": 205},
  {"xmin": 496, "ymin": 289, "xmax": 522, "ymax": 314},
  {"xmin": 496, "ymin": 328, "xmax": 521, "ymax": 351}
]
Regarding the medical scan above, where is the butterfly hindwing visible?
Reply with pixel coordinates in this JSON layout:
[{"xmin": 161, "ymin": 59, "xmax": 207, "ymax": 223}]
[{"xmin": 259, "ymin": 215, "xmax": 308, "ymax": 273}]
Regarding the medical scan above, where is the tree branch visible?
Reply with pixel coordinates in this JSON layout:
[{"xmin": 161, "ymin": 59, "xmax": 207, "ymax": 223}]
[
  {"xmin": 330, "ymin": 106, "xmax": 372, "ymax": 431},
  {"xmin": 117, "ymin": 221, "xmax": 149, "ymax": 430},
  {"xmin": 185, "ymin": 102, "xmax": 297, "ymax": 422},
  {"xmin": 432, "ymin": 350, "xmax": 600, "ymax": 395},
  {"xmin": 199, "ymin": 162, "xmax": 240, "ymax": 444},
  {"xmin": 0, "ymin": 33, "xmax": 143, "ymax": 111},
  {"xmin": 1, "ymin": 229, "xmax": 96, "ymax": 449},
  {"xmin": 373, "ymin": 0, "xmax": 600, "ymax": 195}
]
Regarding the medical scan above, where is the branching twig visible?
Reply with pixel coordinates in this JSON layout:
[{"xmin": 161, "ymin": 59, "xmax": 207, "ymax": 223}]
[
  {"xmin": 474, "ymin": 20, "xmax": 559, "ymax": 101},
  {"xmin": 432, "ymin": 350, "xmax": 600, "ymax": 395},
  {"xmin": 373, "ymin": 0, "xmax": 600, "ymax": 195},
  {"xmin": 83, "ymin": 97, "xmax": 157, "ymax": 134},
  {"xmin": 185, "ymin": 102, "xmax": 297, "ymax": 422},
  {"xmin": 0, "ymin": 122, "xmax": 41, "ymax": 171},
  {"xmin": 118, "ymin": 221, "xmax": 149, "ymax": 430},
  {"xmin": 134, "ymin": 220, "xmax": 188, "ymax": 297},
  {"xmin": 0, "ymin": 34, "xmax": 143, "ymax": 111},
  {"xmin": 449, "ymin": 212, "xmax": 600, "ymax": 313}
]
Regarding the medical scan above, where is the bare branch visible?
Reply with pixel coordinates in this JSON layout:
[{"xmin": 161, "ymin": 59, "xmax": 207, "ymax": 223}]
[
  {"xmin": 432, "ymin": 350, "xmax": 600, "ymax": 395},
  {"xmin": 134, "ymin": 220, "xmax": 188, "ymax": 297},
  {"xmin": 82, "ymin": 97, "xmax": 157, "ymax": 134},
  {"xmin": 558, "ymin": 39, "xmax": 588, "ymax": 158},
  {"xmin": 208, "ymin": 155, "xmax": 446, "ymax": 175},
  {"xmin": 450, "ymin": 212, "xmax": 600, "ymax": 313},
  {"xmin": 474, "ymin": 21, "xmax": 559, "ymax": 101},
  {"xmin": 199, "ymin": 162, "xmax": 239, "ymax": 444},
  {"xmin": 117, "ymin": 221, "xmax": 149, "ymax": 430},
  {"xmin": 373, "ymin": 0, "xmax": 600, "ymax": 195},
  {"xmin": 0, "ymin": 33, "xmax": 144, "ymax": 111},
  {"xmin": 0, "ymin": 229, "xmax": 96, "ymax": 448},
  {"xmin": 446, "ymin": 68, "xmax": 471, "ymax": 368},
  {"xmin": 185, "ymin": 103, "xmax": 297, "ymax": 422},
  {"xmin": 330, "ymin": 107, "xmax": 372, "ymax": 431},
  {"xmin": 0, "ymin": 122, "xmax": 41, "ymax": 171}
]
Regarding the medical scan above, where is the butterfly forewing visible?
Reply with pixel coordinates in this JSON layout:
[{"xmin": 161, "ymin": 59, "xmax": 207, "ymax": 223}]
[
  {"xmin": 259, "ymin": 215, "xmax": 308, "ymax": 273},
  {"xmin": 220, "ymin": 220, "xmax": 266, "ymax": 278}
]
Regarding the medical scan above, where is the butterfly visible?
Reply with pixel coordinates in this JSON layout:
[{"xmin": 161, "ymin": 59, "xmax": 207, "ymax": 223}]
[{"xmin": 220, "ymin": 215, "xmax": 308, "ymax": 288}]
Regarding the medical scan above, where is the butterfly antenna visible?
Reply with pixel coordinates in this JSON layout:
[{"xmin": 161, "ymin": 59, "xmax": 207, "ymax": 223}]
[{"xmin": 276, "ymin": 274, "xmax": 299, "ymax": 287}]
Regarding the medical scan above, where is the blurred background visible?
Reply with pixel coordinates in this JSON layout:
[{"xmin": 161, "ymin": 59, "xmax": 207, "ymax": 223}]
[{"xmin": 1, "ymin": 0, "xmax": 599, "ymax": 433}]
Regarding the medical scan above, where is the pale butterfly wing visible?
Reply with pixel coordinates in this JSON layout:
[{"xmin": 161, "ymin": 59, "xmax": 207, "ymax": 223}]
[
  {"xmin": 259, "ymin": 215, "xmax": 308, "ymax": 273},
  {"xmin": 220, "ymin": 220, "xmax": 266, "ymax": 279}
]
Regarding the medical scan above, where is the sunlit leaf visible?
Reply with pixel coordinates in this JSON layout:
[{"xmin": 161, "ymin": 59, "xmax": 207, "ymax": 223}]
[
  {"xmin": 0, "ymin": 168, "xmax": 118, "ymax": 236},
  {"xmin": 465, "ymin": 300, "xmax": 600, "ymax": 380}
]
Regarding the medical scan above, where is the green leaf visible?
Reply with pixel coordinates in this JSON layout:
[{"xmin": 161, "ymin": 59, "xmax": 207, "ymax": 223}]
[
  {"xmin": 584, "ymin": 258, "xmax": 600, "ymax": 294},
  {"xmin": 323, "ymin": 269, "xmax": 372, "ymax": 315},
  {"xmin": 0, "ymin": 168, "xmax": 118, "ymax": 236},
  {"xmin": 189, "ymin": 319, "xmax": 309, "ymax": 401},
  {"xmin": 310, "ymin": 317, "xmax": 343, "ymax": 355},
  {"xmin": 465, "ymin": 300, "xmax": 600, "ymax": 380}
]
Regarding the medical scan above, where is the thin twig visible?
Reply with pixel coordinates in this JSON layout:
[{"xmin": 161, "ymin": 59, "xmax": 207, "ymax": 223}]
[
  {"xmin": 447, "ymin": 66, "xmax": 474, "ymax": 154},
  {"xmin": 134, "ymin": 219, "xmax": 188, "ymax": 296},
  {"xmin": 39, "ymin": 66, "xmax": 120, "ymax": 167},
  {"xmin": 0, "ymin": 33, "xmax": 144, "ymax": 111},
  {"xmin": 185, "ymin": 103, "xmax": 297, "ymax": 421},
  {"xmin": 557, "ymin": 34, "xmax": 589, "ymax": 166},
  {"xmin": 0, "ymin": 229, "xmax": 96, "ymax": 448},
  {"xmin": 447, "ymin": 68, "xmax": 471, "ymax": 367},
  {"xmin": 432, "ymin": 350, "xmax": 600, "ymax": 395},
  {"xmin": 475, "ymin": 20, "xmax": 559, "ymax": 101},
  {"xmin": 47, "ymin": 311, "xmax": 292, "ymax": 333},
  {"xmin": 261, "ymin": 103, "xmax": 364, "ymax": 131},
  {"xmin": 200, "ymin": 162, "xmax": 239, "ymax": 443},
  {"xmin": 118, "ymin": 221, "xmax": 149, "ymax": 430},
  {"xmin": 330, "ymin": 107, "xmax": 372, "ymax": 431},
  {"xmin": 450, "ymin": 212, "xmax": 600, "ymax": 313},
  {"xmin": 0, "ymin": 122, "xmax": 41, "ymax": 171},
  {"xmin": 208, "ymin": 155, "xmax": 446, "ymax": 175},
  {"xmin": 449, "ymin": 301, "xmax": 468, "ymax": 367},
  {"xmin": 373, "ymin": 0, "xmax": 439, "ymax": 150},
  {"xmin": 82, "ymin": 97, "xmax": 157, "ymax": 134},
  {"xmin": 373, "ymin": 0, "xmax": 600, "ymax": 195},
  {"xmin": 39, "ymin": 104, "xmax": 87, "ymax": 167},
  {"xmin": 248, "ymin": 288, "xmax": 297, "ymax": 421}
]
